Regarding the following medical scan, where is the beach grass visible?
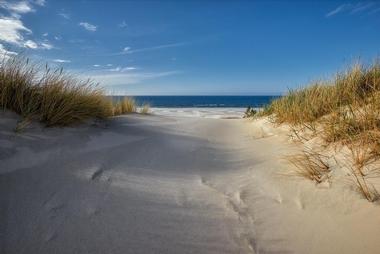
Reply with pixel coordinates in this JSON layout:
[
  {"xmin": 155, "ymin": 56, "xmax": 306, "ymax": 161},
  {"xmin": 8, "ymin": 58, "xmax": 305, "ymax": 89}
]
[
  {"xmin": 287, "ymin": 149, "xmax": 330, "ymax": 184},
  {"xmin": 113, "ymin": 97, "xmax": 136, "ymax": 116},
  {"xmin": 0, "ymin": 56, "xmax": 137, "ymax": 127},
  {"xmin": 261, "ymin": 60, "xmax": 380, "ymax": 201},
  {"xmin": 139, "ymin": 104, "xmax": 150, "ymax": 114}
]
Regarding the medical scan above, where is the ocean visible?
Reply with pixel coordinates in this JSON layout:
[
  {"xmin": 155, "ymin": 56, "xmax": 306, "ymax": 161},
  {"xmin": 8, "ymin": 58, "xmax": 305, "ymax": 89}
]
[
  {"xmin": 114, "ymin": 96, "xmax": 279, "ymax": 108},
  {"xmin": 112, "ymin": 96, "xmax": 280, "ymax": 118}
]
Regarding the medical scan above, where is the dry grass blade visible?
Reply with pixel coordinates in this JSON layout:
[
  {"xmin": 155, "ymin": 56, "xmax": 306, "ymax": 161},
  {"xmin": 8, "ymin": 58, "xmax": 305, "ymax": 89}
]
[
  {"xmin": 287, "ymin": 149, "xmax": 331, "ymax": 184},
  {"xmin": 350, "ymin": 167, "xmax": 380, "ymax": 202}
]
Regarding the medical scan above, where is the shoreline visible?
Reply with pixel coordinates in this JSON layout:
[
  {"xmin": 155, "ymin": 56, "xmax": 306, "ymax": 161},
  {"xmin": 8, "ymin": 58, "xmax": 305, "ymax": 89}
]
[{"xmin": 146, "ymin": 107, "xmax": 250, "ymax": 119}]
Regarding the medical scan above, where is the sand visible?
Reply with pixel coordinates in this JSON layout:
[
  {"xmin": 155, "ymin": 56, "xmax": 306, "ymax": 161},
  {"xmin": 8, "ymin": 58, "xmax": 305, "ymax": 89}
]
[{"xmin": 1, "ymin": 111, "xmax": 380, "ymax": 254}]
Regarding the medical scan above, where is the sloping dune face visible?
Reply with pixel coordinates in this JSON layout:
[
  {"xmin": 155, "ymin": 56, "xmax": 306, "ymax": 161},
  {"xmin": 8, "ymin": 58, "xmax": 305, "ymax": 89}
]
[{"xmin": 0, "ymin": 113, "xmax": 257, "ymax": 254}]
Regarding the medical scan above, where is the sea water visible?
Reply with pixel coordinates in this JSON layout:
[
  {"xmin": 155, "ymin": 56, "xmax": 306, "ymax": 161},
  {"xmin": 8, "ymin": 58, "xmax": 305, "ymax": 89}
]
[{"xmin": 112, "ymin": 96, "xmax": 279, "ymax": 118}]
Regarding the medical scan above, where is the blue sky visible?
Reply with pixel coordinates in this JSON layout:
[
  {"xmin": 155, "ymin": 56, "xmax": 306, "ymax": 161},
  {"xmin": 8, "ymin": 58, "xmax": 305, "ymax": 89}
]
[{"xmin": 0, "ymin": 0, "xmax": 380, "ymax": 95}]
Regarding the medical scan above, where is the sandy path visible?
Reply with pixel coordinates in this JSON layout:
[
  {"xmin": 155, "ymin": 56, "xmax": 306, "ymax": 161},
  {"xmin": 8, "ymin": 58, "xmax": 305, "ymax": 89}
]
[
  {"xmin": 5, "ymin": 113, "xmax": 380, "ymax": 254},
  {"xmin": 1, "ymin": 113, "xmax": 259, "ymax": 254}
]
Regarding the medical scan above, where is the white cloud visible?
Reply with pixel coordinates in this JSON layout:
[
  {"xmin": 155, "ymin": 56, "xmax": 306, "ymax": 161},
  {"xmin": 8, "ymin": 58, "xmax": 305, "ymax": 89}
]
[
  {"xmin": 0, "ymin": 2, "xmax": 50, "ymax": 50},
  {"xmin": 123, "ymin": 46, "xmax": 130, "ymax": 52},
  {"xmin": 24, "ymin": 39, "xmax": 38, "ymax": 48},
  {"xmin": 0, "ymin": 1, "xmax": 34, "ymax": 15},
  {"xmin": 53, "ymin": 59, "xmax": 71, "ymax": 63},
  {"xmin": 0, "ymin": 43, "xmax": 17, "ymax": 59},
  {"xmin": 118, "ymin": 20, "xmax": 127, "ymax": 28},
  {"xmin": 54, "ymin": 35, "xmax": 61, "ymax": 40},
  {"xmin": 106, "ymin": 63, "xmax": 113, "ymax": 66},
  {"xmin": 23, "ymin": 39, "xmax": 53, "ymax": 50},
  {"xmin": 123, "ymin": 67, "xmax": 136, "ymax": 70},
  {"xmin": 79, "ymin": 22, "xmax": 97, "ymax": 32},
  {"xmin": 93, "ymin": 64, "xmax": 100, "ymax": 67},
  {"xmin": 0, "ymin": 18, "xmax": 31, "ymax": 46},
  {"xmin": 40, "ymin": 42, "xmax": 53, "ymax": 49}
]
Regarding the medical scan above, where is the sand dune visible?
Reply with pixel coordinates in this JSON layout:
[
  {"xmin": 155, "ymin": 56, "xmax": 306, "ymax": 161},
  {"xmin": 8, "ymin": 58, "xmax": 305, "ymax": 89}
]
[{"xmin": 1, "ymin": 112, "xmax": 380, "ymax": 254}]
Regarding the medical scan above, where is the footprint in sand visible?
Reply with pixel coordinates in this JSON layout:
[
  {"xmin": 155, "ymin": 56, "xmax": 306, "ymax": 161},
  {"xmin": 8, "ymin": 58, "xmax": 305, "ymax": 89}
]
[{"xmin": 294, "ymin": 197, "xmax": 305, "ymax": 210}]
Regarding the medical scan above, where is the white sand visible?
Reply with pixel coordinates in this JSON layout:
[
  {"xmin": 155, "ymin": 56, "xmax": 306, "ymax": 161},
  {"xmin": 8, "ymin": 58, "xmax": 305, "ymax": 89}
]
[{"xmin": 1, "ymin": 112, "xmax": 380, "ymax": 254}]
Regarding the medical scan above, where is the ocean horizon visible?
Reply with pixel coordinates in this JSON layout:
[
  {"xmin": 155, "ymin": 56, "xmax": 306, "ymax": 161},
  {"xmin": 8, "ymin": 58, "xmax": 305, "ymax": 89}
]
[{"xmin": 111, "ymin": 95, "xmax": 280, "ymax": 108}]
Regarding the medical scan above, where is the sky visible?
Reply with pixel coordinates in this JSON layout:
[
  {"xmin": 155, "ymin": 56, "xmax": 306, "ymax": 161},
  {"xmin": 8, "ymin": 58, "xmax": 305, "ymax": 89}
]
[{"xmin": 0, "ymin": 0, "xmax": 380, "ymax": 95}]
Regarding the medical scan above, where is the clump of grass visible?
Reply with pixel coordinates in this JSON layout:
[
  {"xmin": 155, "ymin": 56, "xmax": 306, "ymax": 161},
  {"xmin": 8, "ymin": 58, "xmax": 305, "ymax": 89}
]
[
  {"xmin": 287, "ymin": 149, "xmax": 331, "ymax": 184},
  {"xmin": 139, "ymin": 104, "xmax": 150, "ymax": 114},
  {"xmin": 263, "ymin": 62, "xmax": 380, "ymax": 128},
  {"xmin": 350, "ymin": 166, "xmax": 380, "ymax": 202},
  {"xmin": 244, "ymin": 106, "xmax": 257, "ymax": 118},
  {"xmin": 112, "ymin": 97, "xmax": 136, "ymax": 115},
  {"xmin": 264, "ymin": 60, "xmax": 380, "ymax": 201},
  {"xmin": 0, "ymin": 56, "xmax": 113, "ymax": 127}
]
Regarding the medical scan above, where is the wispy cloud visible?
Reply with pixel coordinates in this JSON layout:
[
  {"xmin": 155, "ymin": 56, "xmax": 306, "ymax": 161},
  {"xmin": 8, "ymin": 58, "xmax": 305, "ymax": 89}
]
[
  {"xmin": 58, "ymin": 11, "xmax": 70, "ymax": 20},
  {"xmin": 53, "ymin": 59, "xmax": 71, "ymax": 63},
  {"xmin": 326, "ymin": 4, "xmax": 349, "ymax": 17},
  {"xmin": 0, "ymin": 1, "xmax": 35, "ymax": 16},
  {"xmin": 40, "ymin": 42, "xmax": 53, "ymax": 49},
  {"xmin": 24, "ymin": 40, "xmax": 53, "ymax": 50},
  {"xmin": 108, "ymin": 66, "xmax": 137, "ymax": 72},
  {"xmin": 79, "ymin": 22, "xmax": 97, "ymax": 32},
  {"xmin": 326, "ymin": 2, "xmax": 378, "ymax": 17},
  {"xmin": 109, "ymin": 42, "xmax": 188, "ymax": 56},
  {"xmin": 351, "ymin": 2, "xmax": 375, "ymax": 13},
  {"xmin": 118, "ymin": 20, "xmax": 127, "ymax": 28},
  {"xmin": 33, "ymin": 0, "xmax": 46, "ymax": 6}
]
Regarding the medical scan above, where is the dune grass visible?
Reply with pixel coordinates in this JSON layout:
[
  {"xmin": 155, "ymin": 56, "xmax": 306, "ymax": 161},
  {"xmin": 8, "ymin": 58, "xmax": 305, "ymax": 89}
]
[
  {"xmin": 112, "ymin": 97, "xmax": 136, "ymax": 116},
  {"xmin": 260, "ymin": 60, "xmax": 380, "ymax": 201},
  {"xmin": 287, "ymin": 149, "xmax": 331, "ymax": 184},
  {"xmin": 0, "ymin": 56, "xmax": 138, "ymax": 127},
  {"xmin": 139, "ymin": 104, "xmax": 150, "ymax": 114}
]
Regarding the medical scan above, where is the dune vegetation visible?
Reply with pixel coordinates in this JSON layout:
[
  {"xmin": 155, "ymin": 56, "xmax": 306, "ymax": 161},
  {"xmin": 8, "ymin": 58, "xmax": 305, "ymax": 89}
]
[
  {"xmin": 260, "ymin": 60, "xmax": 380, "ymax": 201},
  {"xmin": 0, "ymin": 56, "xmax": 138, "ymax": 127}
]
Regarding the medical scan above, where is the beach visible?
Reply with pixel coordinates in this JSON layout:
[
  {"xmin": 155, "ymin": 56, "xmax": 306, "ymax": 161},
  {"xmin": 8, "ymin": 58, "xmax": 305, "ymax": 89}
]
[{"xmin": 1, "ymin": 111, "xmax": 380, "ymax": 254}]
